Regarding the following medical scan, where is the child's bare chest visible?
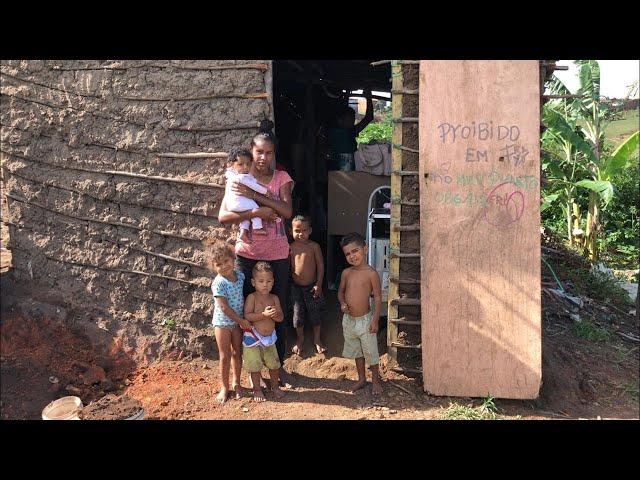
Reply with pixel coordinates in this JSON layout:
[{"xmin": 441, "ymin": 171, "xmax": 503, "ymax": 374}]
[
  {"xmin": 346, "ymin": 271, "xmax": 372, "ymax": 294},
  {"xmin": 291, "ymin": 242, "xmax": 315, "ymax": 259},
  {"xmin": 252, "ymin": 295, "xmax": 276, "ymax": 312}
]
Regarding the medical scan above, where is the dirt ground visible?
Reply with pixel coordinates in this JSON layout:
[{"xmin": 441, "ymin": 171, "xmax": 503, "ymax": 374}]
[{"xmin": 1, "ymin": 284, "xmax": 638, "ymax": 420}]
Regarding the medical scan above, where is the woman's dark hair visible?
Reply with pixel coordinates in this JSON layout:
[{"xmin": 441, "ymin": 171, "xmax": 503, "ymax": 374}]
[
  {"xmin": 250, "ymin": 119, "xmax": 278, "ymax": 150},
  {"xmin": 227, "ymin": 148, "xmax": 252, "ymax": 166}
]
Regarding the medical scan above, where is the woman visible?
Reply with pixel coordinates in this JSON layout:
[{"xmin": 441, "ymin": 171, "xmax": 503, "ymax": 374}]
[{"xmin": 218, "ymin": 130, "xmax": 294, "ymax": 386}]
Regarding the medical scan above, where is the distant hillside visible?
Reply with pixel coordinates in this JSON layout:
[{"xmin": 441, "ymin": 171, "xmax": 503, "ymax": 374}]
[{"xmin": 605, "ymin": 108, "xmax": 640, "ymax": 147}]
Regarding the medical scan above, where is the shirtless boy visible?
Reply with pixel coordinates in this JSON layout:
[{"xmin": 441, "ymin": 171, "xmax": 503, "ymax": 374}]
[
  {"xmin": 243, "ymin": 261, "xmax": 286, "ymax": 402},
  {"xmin": 289, "ymin": 215, "xmax": 326, "ymax": 355},
  {"xmin": 338, "ymin": 232, "xmax": 383, "ymax": 395}
]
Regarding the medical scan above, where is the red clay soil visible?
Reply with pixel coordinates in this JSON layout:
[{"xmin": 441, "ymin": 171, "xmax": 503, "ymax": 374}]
[
  {"xmin": 0, "ymin": 314, "xmax": 137, "ymax": 419},
  {"xmin": 1, "ymin": 299, "xmax": 639, "ymax": 420},
  {"xmin": 121, "ymin": 336, "xmax": 639, "ymax": 420}
]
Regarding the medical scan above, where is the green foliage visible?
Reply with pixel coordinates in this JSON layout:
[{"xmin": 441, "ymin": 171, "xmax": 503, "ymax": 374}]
[
  {"xmin": 614, "ymin": 346, "xmax": 637, "ymax": 365},
  {"xmin": 439, "ymin": 396, "xmax": 499, "ymax": 420},
  {"xmin": 621, "ymin": 382, "xmax": 639, "ymax": 401},
  {"xmin": 599, "ymin": 160, "xmax": 639, "ymax": 266},
  {"xmin": 541, "ymin": 60, "xmax": 639, "ymax": 262},
  {"xmin": 575, "ymin": 179, "xmax": 614, "ymax": 206},
  {"xmin": 479, "ymin": 395, "xmax": 498, "ymax": 416},
  {"xmin": 161, "ymin": 317, "xmax": 176, "ymax": 330},
  {"xmin": 571, "ymin": 320, "xmax": 614, "ymax": 342},
  {"xmin": 356, "ymin": 112, "xmax": 392, "ymax": 144},
  {"xmin": 556, "ymin": 261, "xmax": 634, "ymax": 306}
]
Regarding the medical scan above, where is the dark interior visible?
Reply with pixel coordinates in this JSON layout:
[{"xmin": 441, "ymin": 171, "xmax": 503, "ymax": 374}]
[
  {"xmin": 272, "ymin": 59, "xmax": 391, "ymax": 246},
  {"xmin": 272, "ymin": 61, "xmax": 392, "ymax": 352}
]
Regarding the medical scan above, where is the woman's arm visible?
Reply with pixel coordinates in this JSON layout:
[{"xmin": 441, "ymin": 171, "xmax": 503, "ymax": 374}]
[
  {"xmin": 231, "ymin": 179, "xmax": 293, "ymax": 220},
  {"xmin": 218, "ymin": 197, "xmax": 277, "ymax": 225}
]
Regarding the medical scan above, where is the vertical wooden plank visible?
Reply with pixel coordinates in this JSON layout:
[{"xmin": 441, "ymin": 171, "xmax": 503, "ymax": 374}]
[
  {"xmin": 387, "ymin": 60, "xmax": 403, "ymax": 367},
  {"xmin": 419, "ymin": 61, "xmax": 541, "ymax": 399}
]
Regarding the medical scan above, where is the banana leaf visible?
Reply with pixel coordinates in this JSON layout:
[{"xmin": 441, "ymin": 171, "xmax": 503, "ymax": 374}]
[
  {"xmin": 543, "ymin": 108, "xmax": 598, "ymax": 165},
  {"xmin": 575, "ymin": 179, "xmax": 614, "ymax": 205},
  {"xmin": 603, "ymin": 131, "xmax": 639, "ymax": 178}
]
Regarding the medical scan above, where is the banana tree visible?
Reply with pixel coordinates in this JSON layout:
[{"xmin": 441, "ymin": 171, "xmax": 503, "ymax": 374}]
[
  {"xmin": 542, "ymin": 61, "xmax": 639, "ymax": 261},
  {"xmin": 541, "ymin": 76, "xmax": 589, "ymax": 248},
  {"xmin": 572, "ymin": 60, "xmax": 638, "ymax": 261},
  {"xmin": 544, "ymin": 109, "xmax": 639, "ymax": 261}
]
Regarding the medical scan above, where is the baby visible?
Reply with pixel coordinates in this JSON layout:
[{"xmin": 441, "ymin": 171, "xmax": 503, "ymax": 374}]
[
  {"xmin": 223, "ymin": 148, "xmax": 268, "ymax": 240},
  {"xmin": 243, "ymin": 261, "xmax": 286, "ymax": 402}
]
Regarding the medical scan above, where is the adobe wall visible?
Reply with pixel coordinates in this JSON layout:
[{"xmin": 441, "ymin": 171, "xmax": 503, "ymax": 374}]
[{"xmin": 1, "ymin": 60, "xmax": 272, "ymax": 361}]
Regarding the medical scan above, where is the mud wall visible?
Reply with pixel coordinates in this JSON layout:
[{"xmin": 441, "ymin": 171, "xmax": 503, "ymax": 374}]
[
  {"xmin": 0, "ymin": 60, "xmax": 272, "ymax": 360},
  {"xmin": 396, "ymin": 62, "xmax": 422, "ymax": 370}
]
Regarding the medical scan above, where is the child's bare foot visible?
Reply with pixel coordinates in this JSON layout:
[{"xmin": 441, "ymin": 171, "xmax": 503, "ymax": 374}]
[
  {"xmin": 292, "ymin": 342, "xmax": 302, "ymax": 356},
  {"xmin": 315, "ymin": 342, "xmax": 327, "ymax": 354},
  {"xmin": 249, "ymin": 376, "xmax": 268, "ymax": 390},
  {"xmin": 216, "ymin": 388, "xmax": 229, "ymax": 404},
  {"xmin": 279, "ymin": 369, "xmax": 293, "ymax": 389},
  {"xmin": 350, "ymin": 380, "xmax": 367, "ymax": 392},
  {"xmin": 231, "ymin": 384, "xmax": 244, "ymax": 399},
  {"xmin": 272, "ymin": 387, "xmax": 285, "ymax": 399},
  {"xmin": 253, "ymin": 228, "xmax": 267, "ymax": 235},
  {"xmin": 252, "ymin": 389, "xmax": 266, "ymax": 402},
  {"xmin": 371, "ymin": 381, "xmax": 383, "ymax": 396}
]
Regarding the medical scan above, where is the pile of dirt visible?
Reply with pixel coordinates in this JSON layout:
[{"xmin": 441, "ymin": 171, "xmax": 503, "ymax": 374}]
[
  {"xmin": 80, "ymin": 394, "xmax": 143, "ymax": 420},
  {"xmin": 286, "ymin": 355, "xmax": 358, "ymax": 381},
  {"xmin": 0, "ymin": 313, "xmax": 137, "ymax": 419},
  {"xmin": 285, "ymin": 353, "xmax": 405, "ymax": 384}
]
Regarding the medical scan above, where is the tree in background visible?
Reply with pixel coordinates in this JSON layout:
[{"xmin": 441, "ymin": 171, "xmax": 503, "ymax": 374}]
[{"xmin": 542, "ymin": 60, "xmax": 639, "ymax": 263}]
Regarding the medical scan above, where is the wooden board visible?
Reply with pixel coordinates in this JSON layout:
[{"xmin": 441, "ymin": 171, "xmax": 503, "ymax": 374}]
[{"xmin": 418, "ymin": 61, "xmax": 541, "ymax": 399}]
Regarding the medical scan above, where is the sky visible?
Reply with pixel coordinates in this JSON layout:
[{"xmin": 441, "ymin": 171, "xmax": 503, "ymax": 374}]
[{"xmin": 552, "ymin": 60, "xmax": 639, "ymax": 98}]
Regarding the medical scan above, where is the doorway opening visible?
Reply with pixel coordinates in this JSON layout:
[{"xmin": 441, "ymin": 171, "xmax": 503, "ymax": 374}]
[{"xmin": 272, "ymin": 60, "xmax": 392, "ymax": 357}]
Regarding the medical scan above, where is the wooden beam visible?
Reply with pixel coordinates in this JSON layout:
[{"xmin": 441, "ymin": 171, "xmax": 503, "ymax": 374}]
[
  {"xmin": 391, "ymin": 342, "xmax": 421, "ymax": 349},
  {"xmin": 389, "ymin": 318, "xmax": 421, "ymax": 326},
  {"xmin": 392, "ymin": 224, "xmax": 420, "ymax": 232},
  {"xmin": 156, "ymin": 152, "xmax": 228, "ymax": 159},
  {"xmin": 2, "ymin": 150, "xmax": 224, "ymax": 189},
  {"xmin": 390, "ymin": 297, "xmax": 421, "ymax": 306},
  {"xmin": 387, "ymin": 60, "xmax": 403, "ymax": 368}
]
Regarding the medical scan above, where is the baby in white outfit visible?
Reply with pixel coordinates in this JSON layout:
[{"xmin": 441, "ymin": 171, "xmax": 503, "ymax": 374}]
[{"xmin": 223, "ymin": 149, "xmax": 268, "ymax": 239}]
